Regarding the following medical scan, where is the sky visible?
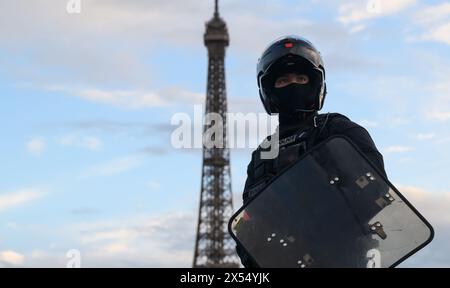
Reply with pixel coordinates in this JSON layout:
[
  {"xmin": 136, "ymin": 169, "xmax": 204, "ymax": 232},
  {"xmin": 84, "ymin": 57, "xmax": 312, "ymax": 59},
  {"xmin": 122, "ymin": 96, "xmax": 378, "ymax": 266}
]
[{"xmin": 0, "ymin": 0, "xmax": 449, "ymax": 267}]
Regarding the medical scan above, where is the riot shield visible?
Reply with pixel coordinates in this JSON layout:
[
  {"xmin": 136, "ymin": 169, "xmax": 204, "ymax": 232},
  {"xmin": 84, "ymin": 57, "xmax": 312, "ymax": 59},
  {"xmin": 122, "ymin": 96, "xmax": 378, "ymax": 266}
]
[{"xmin": 229, "ymin": 136, "xmax": 434, "ymax": 268}]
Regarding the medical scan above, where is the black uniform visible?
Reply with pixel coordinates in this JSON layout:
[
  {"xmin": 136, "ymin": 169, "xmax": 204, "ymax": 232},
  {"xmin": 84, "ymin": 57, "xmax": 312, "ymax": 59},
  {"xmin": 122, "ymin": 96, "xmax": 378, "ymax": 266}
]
[{"xmin": 236, "ymin": 112, "xmax": 387, "ymax": 268}]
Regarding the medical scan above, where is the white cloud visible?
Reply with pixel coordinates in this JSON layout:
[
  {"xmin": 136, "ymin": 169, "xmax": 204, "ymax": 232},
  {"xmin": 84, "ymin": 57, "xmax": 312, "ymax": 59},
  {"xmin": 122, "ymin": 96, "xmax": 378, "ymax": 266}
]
[
  {"xmin": 81, "ymin": 228, "xmax": 137, "ymax": 244},
  {"xmin": 384, "ymin": 145, "xmax": 414, "ymax": 153},
  {"xmin": 31, "ymin": 250, "xmax": 49, "ymax": 260},
  {"xmin": 77, "ymin": 89, "xmax": 167, "ymax": 109},
  {"xmin": 0, "ymin": 0, "xmax": 205, "ymax": 87},
  {"xmin": 15, "ymin": 186, "xmax": 450, "ymax": 268},
  {"xmin": 430, "ymin": 111, "xmax": 450, "ymax": 121},
  {"xmin": 83, "ymin": 156, "xmax": 142, "ymax": 177},
  {"xmin": 389, "ymin": 117, "xmax": 411, "ymax": 127},
  {"xmin": 100, "ymin": 243, "xmax": 131, "ymax": 255},
  {"xmin": 398, "ymin": 185, "xmax": 450, "ymax": 226},
  {"xmin": 1, "ymin": 0, "xmax": 199, "ymax": 86},
  {"xmin": 26, "ymin": 137, "xmax": 45, "ymax": 156},
  {"xmin": 415, "ymin": 133, "xmax": 435, "ymax": 140},
  {"xmin": 338, "ymin": 0, "xmax": 417, "ymax": 24},
  {"xmin": 0, "ymin": 250, "xmax": 25, "ymax": 266},
  {"xmin": 59, "ymin": 133, "xmax": 102, "ymax": 150},
  {"xmin": 427, "ymin": 97, "xmax": 450, "ymax": 122},
  {"xmin": 17, "ymin": 211, "xmax": 216, "ymax": 267},
  {"xmin": 68, "ymin": 211, "xmax": 197, "ymax": 267},
  {"xmin": 394, "ymin": 185, "xmax": 450, "ymax": 267},
  {"xmin": 47, "ymin": 85, "xmax": 203, "ymax": 109},
  {"xmin": 162, "ymin": 88, "xmax": 204, "ymax": 106},
  {"xmin": 0, "ymin": 189, "xmax": 44, "ymax": 212},
  {"xmin": 414, "ymin": 3, "xmax": 450, "ymax": 25},
  {"xmin": 413, "ymin": 3, "xmax": 450, "ymax": 46},
  {"xmin": 423, "ymin": 22, "xmax": 450, "ymax": 46},
  {"xmin": 0, "ymin": 0, "xmax": 373, "ymax": 97}
]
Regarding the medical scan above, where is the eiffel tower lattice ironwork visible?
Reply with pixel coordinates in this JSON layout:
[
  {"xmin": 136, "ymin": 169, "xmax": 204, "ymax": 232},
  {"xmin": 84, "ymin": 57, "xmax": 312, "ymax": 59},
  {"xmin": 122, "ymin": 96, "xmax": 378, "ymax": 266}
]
[{"xmin": 192, "ymin": 0, "xmax": 239, "ymax": 268}]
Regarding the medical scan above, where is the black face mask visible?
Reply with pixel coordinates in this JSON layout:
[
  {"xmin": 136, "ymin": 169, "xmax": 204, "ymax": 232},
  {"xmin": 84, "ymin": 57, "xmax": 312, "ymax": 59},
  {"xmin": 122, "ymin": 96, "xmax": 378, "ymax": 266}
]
[{"xmin": 272, "ymin": 83, "xmax": 317, "ymax": 115}]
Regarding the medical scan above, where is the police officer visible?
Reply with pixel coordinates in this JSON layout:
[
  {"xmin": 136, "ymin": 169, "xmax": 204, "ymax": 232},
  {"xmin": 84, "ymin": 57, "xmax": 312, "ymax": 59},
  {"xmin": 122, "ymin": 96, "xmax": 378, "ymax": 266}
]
[{"xmin": 235, "ymin": 35, "xmax": 387, "ymax": 267}]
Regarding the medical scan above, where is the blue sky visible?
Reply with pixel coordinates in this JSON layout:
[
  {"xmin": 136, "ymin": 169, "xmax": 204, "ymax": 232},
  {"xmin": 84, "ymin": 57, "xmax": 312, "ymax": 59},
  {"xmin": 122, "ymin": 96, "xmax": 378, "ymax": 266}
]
[{"xmin": 0, "ymin": 0, "xmax": 449, "ymax": 267}]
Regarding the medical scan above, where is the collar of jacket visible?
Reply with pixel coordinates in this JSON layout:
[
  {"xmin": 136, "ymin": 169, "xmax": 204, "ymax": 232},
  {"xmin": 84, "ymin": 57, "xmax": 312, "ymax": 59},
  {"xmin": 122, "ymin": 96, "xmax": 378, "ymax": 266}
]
[{"xmin": 278, "ymin": 111, "xmax": 318, "ymax": 138}]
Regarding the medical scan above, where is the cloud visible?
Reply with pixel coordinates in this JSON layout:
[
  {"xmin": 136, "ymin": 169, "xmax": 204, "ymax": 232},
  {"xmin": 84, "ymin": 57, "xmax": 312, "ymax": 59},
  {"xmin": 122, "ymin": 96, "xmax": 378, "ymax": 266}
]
[
  {"xmin": 423, "ymin": 22, "xmax": 450, "ymax": 46},
  {"xmin": 31, "ymin": 250, "xmax": 48, "ymax": 260},
  {"xmin": 0, "ymin": 1, "xmax": 172, "ymax": 86},
  {"xmin": 63, "ymin": 211, "xmax": 197, "ymax": 267},
  {"xmin": 47, "ymin": 85, "xmax": 203, "ymax": 109},
  {"xmin": 338, "ymin": 0, "xmax": 417, "ymax": 24},
  {"xmin": 384, "ymin": 145, "xmax": 414, "ymax": 153},
  {"xmin": 426, "ymin": 86, "xmax": 450, "ymax": 122},
  {"xmin": 66, "ymin": 120, "xmax": 174, "ymax": 137},
  {"xmin": 0, "ymin": 0, "xmax": 207, "ymax": 86},
  {"xmin": 413, "ymin": 3, "xmax": 450, "ymax": 46},
  {"xmin": 80, "ymin": 228, "xmax": 138, "ymax": 245},
  {"xmin": 3, "ymin": 182, "xmax": 447, "ymax": 268},
  {"xmin": 414, "ymin": 3, "xmax": 450, "ymax": 25},
  {"xmin": 17, "ymin": 211, "xmax": 216, "ymax": 267},
  {"xmin": 429, "ymin": 111, "xmax": 450, "ymax": 121},
  {"xmin": 385, "ymin": 117, "xmax": 411, "ymax": 128},
  {"xmin": 82, "ymin": 156, "xmax": 143, "ymax": 177},
  {"xmin": 77, "ymin": 89, "xmax": 167, "ymax": 109},
  {"xmin": 0, "ymin": 250, "xmax": 25, "ymax": 267},
  {"xmin": 26, "ymin": 137, "xmax": 45, "ymax": 156},
  {"xmin": 59, "ymin": 133, "xmax": 102, "ymax": 150},
  {"xmin": 100, "ymin": 243, "xmax": 131, "ymax": 255},
  {"xmin": 398, "ymin": 185, "xmax": 450, "ymax": 226},
  {"xmin": 14, "ymin": 185, "xmax": 450, "ymax": 268},
  {"xmin": 395, "ymin": 185, "xmax": 450, "ymax": 267},
  {"xmin": 1, "ymin": 0, "xmax": 377, "ymax": 97},
  {"xmin": 68, "ymin": 120, "xmax": 145, "ymax": 133},
  {"xmin": 0, "ymin": 189, "xmax": 44, "ymax": 212},
  {"xmin": 226, "ymin": 13, "xmax": 375, "ymax": 74},
  {"xmin": 415, "ymin": 133, "xmax": 435, "ymax": 140}
]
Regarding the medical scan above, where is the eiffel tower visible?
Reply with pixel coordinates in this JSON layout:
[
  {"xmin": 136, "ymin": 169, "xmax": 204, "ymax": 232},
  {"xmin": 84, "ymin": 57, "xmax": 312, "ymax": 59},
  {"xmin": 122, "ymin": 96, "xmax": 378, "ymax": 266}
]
[{"xmin": 192, "ymin": 0, "xmax": 239, "ymax": 268}]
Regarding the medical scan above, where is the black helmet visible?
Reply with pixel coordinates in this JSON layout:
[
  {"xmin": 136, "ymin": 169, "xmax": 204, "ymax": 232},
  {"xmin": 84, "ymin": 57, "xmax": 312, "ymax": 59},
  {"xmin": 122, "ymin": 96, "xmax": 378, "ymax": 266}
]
[{"xmin": 257, "ymin": 35, "xmax": 327, "ymax": 115}]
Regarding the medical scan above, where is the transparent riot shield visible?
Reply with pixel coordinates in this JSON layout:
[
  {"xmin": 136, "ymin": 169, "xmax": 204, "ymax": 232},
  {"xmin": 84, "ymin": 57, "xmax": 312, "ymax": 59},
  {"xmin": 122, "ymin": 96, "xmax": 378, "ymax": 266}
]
[{"xmin": 229, "ymin": 136, "xmax": 434, "ymax": 268}]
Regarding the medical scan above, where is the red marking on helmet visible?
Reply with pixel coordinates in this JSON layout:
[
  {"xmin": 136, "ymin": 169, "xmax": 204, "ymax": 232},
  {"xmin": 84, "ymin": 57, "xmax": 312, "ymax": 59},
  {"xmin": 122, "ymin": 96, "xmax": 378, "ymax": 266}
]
[{"xmin": 284, "ymin": 42, "xmax": 294, "ymax": 48}]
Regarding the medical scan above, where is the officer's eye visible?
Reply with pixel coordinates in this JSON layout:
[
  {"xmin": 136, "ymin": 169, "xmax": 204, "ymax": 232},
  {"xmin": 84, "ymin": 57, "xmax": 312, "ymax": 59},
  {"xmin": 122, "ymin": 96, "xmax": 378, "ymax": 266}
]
[
  {"xmin": 297, "ymin": 75, "xmax": 309, "ymax": 84},
  {"xmin": 275, "ymin": 77, "xmax": 289, "ymax": 87}
]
